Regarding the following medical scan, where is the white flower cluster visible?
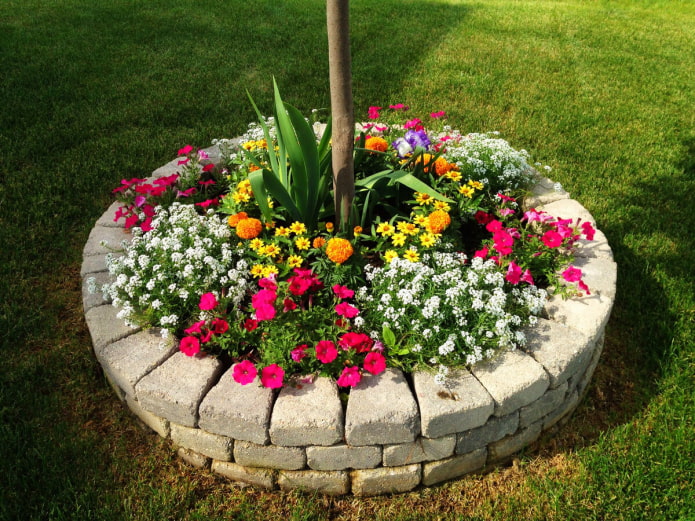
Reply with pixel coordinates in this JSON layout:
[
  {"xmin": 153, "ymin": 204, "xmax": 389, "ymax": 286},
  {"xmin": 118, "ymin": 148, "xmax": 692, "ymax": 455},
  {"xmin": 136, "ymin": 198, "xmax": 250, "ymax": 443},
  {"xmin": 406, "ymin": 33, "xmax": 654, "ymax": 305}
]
[
  {"xmin": 359, "ymin": 253, "xmax": 547, "ymax": 369},
  {"xmin": 104, "ymin": 203, "xmax": 253, "ymax": 332}
]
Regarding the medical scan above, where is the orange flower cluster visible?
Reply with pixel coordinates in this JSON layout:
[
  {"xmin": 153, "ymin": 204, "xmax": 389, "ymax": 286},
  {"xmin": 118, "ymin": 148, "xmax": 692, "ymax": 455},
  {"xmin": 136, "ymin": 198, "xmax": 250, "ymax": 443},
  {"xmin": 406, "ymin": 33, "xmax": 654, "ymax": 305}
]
[
  {"xmin": 236, "ymin": 217, "xmax": 263, "ymax": 239},
  {"xmin": 325, "ymin": 237, "xmax": 353, "ymax": 264},
  {"xmin": 227, "ymin": 211, "xmax": 248, "ymax": 227},
  {"xmin": 365, "ymin": 136, "xmax": 389, "ymax": 153},
  {"xmin": 415, "ymin": 153, "xmax": 458, "ymax": 177},
  {"xmin": 425, "ymin": 210, "xmax": 452, "ymax": 234},
  {"xmin": 312, "ymin": 237, "xmax": 327, "ymax": 249}
]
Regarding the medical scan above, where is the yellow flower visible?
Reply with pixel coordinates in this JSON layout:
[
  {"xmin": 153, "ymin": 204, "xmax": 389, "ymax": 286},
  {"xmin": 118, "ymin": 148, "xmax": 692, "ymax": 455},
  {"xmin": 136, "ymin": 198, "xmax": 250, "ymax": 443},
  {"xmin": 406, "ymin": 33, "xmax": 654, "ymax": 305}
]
[
  {"xmin": 397, "ymin": 221, "xmax": 419, "ymax": 236},
  {"xmin": 419, "ymin": 233, "xmax": 437, "ymax": 248},
  {"xmin": 267, "ymin": 197, "xmax": 274, "ymax": 209},
  {"xmin": 459, "ymin": 185, "xmax": 475, "ymax": 198},
  {"xmin": 289, "ymin": 221, "xmax": 307, "ymax": 235},
  {"xmin": 391, "ymin": 233, "xmax": 407, "ymax": 247},
  {"xmin": 413, "ymin": 214, "xmax": 429, "ymax": 228},
  {"xmin": 325, "ymin": 237, "xmax": 353, "ymax": 264},
  {"xmin": 295, "ymin": 237, "xmax": 311, "ymax": 250},
  {"xmin": 445, "ymin": 170, "xmax": 462, "ymax": 182},
  {"xmin": 249, "ymin": 238, "xmax": 264, "ymax": 251},
  {"xmin": 415, "ymin": 192, "xmax": 434, "ymax": 205},
  {"xmin": 261, "ymin": 244, "xmax": 281, "ymax": 258},
  {"xmin": 376, "ymin": 222, "xmax": 395, "ymax": 237},
  {"xmin": 275, "ymin": 226, "xmax": 290, "ymax": 237},
  {"xmin": 433, "ymin": 200, "xmax": 451, "ymax": 212},
  {"xmin": 237, "ymin": 179, "xmax": 253, "ymax": 194},
  {"xmin": 383, "ymin": 250, "xmax": 399, "ymax": 263},
  {"xmin": 287, "ymin": 255, "xmax": 303, "ymax": 268},
  {"xmin": 250, "ymin": 264, "xmax": 265, "ymax": 278},
  {"xmin": 261, "ymin": 265, "xmax": 278, "ymax": 278},
  {"xmin": 403, "ymin": 249, "xmax": 420, "ymax": 262},
  {"xmin": 232, "ymin": 191, "xmax": 251, "ymax": 203},
  {"xmin": 468, "ymin": 180, "xmax": 484, "ymax": 190}
]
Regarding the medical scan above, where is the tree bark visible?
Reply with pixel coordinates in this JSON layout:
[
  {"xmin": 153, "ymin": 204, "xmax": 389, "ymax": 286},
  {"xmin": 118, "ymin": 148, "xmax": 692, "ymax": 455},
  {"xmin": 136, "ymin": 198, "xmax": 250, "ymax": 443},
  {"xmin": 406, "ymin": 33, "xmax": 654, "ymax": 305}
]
[{"xmin": 326, "ymin": 0, "xmax": 354, "ymax": 232}]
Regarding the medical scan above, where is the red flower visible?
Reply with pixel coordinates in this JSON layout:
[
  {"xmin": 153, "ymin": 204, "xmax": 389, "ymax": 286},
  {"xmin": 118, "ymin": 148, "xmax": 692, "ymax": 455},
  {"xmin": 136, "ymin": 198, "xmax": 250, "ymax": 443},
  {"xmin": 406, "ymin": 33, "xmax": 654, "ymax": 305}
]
[
  {"xmin": 233, "ymin": 360, "xmax": 257, "ymax": 385},
  {"xmin": 243, "ymin": 318, "xmax": 259, "ymax": 332},
  {"xmin": 339, "ymin": 332, "xmax": 374, "ymax": 353},
  {"xmin": 336, "ymin": 366, "xmax": 362, "ymax": 387},
  {"xmin": 199, "ymin": 292, "xmax": 218, "ymax": 311},
  {"xmin": 211, "ymin": 318, "xmax": 229, "ymax": 335},
  {"xmin": 261, "ymin": 364, "xmax": 285, "ymax": 389},
  {"xmin": 315, "ymin": 340, "xmax": 338, "ymax": 364},
  {"xmin": 541, "ymin": 230, "xmax": 563, "ymax": 248},
  {"xmin": 179, "ymin": 336, "xmax": 200, "ymax": 357},
  {"xmin": 363, "ymin": 352, "xmax": 386, "ymax": 375}
]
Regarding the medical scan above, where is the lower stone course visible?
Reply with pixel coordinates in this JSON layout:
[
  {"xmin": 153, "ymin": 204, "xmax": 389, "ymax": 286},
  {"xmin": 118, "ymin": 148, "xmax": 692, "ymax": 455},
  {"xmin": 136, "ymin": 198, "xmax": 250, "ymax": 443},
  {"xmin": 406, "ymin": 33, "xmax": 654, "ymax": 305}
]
[{"xmin": 84, "ymin": 168, "xmax": 615, "ymax": 496}]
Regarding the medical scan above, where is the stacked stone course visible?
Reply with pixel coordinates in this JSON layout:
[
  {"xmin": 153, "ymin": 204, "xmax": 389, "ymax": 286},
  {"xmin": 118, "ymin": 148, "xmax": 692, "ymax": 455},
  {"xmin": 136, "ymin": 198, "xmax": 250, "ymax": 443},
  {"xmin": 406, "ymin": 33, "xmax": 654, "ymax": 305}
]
[{"xmin": 82, "ymin": 153, "xmax": 615, "ymax": 495}]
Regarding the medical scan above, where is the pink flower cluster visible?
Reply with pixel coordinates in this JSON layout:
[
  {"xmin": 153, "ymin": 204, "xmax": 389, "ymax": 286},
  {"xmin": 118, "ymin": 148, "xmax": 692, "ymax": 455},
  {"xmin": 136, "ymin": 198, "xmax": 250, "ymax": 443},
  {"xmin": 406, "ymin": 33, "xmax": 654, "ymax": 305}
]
[
  {"xmin": 112, "ymin": 174, "xmax": 180, "ymax": 231},
  {"xmin": 178, "ymin": 293, "xmax": 229, "ymax": 357}
]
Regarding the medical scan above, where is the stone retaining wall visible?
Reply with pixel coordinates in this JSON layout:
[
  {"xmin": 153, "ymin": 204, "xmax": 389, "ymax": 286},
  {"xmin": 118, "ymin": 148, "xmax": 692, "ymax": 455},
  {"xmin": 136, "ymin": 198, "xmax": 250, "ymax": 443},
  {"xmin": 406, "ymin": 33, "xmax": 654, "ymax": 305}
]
[{"xmin": 82, "ymin": 155, "xmax": 615, "ymax": 496}]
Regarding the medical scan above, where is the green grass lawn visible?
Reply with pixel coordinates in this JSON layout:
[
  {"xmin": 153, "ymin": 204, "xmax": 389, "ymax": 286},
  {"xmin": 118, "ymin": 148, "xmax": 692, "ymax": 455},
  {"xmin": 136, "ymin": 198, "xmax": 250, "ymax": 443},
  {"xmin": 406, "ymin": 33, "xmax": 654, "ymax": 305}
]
[{"xmin": 1, "ymin": 0, "xmax": 693, "ymax": 519}]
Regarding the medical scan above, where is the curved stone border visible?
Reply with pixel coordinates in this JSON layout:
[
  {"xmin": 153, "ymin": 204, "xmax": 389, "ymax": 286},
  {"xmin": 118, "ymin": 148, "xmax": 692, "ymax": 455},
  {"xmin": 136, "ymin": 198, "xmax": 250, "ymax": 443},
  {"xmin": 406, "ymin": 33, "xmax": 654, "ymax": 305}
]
[{"xmin": 82, "ymin": 154, "xmax": 615, "ymax": 496}]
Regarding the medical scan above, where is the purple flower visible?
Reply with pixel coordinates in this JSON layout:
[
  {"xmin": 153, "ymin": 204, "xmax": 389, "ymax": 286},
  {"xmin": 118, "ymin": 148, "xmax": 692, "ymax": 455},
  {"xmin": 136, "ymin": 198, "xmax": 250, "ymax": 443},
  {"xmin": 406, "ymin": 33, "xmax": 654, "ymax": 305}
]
[{"xmin": 405, "ymin": 129, "xmax": 430, "ymax": 150}]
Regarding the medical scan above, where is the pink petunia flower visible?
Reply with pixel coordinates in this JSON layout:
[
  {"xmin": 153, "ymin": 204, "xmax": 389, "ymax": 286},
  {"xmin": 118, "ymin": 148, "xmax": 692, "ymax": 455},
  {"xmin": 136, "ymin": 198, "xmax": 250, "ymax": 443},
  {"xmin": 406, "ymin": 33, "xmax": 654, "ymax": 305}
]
[
  {"xmin": 179, "ymin": 336, "xmax": 200, "ymax": 357},
  {"xmin": 541, "ymin": 230, "xmax": 563, "ymax": 248},
  {"xmin": 505, "ymin": 261, "xmax": 522, "ymax": 285},
  {"xmin": 201, "ymin": 163, "xmax": 215, "ymax": 172},
  {"xmin": 561, "ymin": 266, "xmax": 583, "ymax": 283},
  {"xmin": 332, "ymin": 284, "xmax": 354, "ymax": 299},
  {"xmin": 210, "ymin": 318, "xmax": 229, "ymax": 335},
  {"xmin": 578, "ymin": 279, "xmax": 591, "ymax": 295},
  {"xmin": 339, "ymin": 332, "xmax": 374, "ymax": 353},
  {"xmin": 403, "ymin": 118, "xmax": 422, "ymax": 130},
  {"xmin": 178, "ymin": 144, "xmax": 194, "ymax": 156},
  {"xmin": 335, "ymin": 301, "xmax": 359, "ymax": 319},
  {"xmin": 260, "ymin": 364, "xmax": 285, "ymax": 388},
  {"xmin": 336, "ymin": 365, "xmax": 362, "ymax": 387},
  {"xmin": 291, "ymin": 344, "xmax": 308, "ymax": 362},
  {"xmin": 232, "ymin": 360, "xmax": 257, "ymax": 385},
  {"xmin": 581, "ymin": 221, "xmax": 596, "ymax": 240},
  {"xmin": 430, "ymin": 110, "xmax": 446, "ymax": 119},
  {"xmin": 521, "ymin": 269, "xmax": 535, "ymax": 285},
  {"xmin": 315, "ymin": 340, "xmax": 338, "ymax": 364},
  {"xmin": 177, "ymin": 187, "xmax": 197, "ymax": 198},
  {"xmin": 199, "ymin": 292, "xmax": 218, "ymax": 311},
  {"xmin": 389, "ymin": 103, "xmax": 409, "ymax": 110},
  {"xmin": 184, "ymin": 320, "xmax": 206, "ymax": 334},
  {"xmin": 363, "ymin": 352, "xmax": 386, "ymax": 375},
  {"xmin": 254, "ymin": 303, "xmax": 276, "ymax": 321},
  {"xmin": 368, "ymin": 106, "xmax": 382, "ymax": 119},
  {"xmin": 474, "ymin": 246, "xmax": 489, "ymax": 259}
]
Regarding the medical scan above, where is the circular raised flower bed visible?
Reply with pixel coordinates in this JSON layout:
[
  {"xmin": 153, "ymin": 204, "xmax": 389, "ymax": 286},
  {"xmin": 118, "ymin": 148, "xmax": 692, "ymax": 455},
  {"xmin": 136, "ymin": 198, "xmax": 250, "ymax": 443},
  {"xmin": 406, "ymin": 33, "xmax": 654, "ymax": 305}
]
[{"xmin": 82, "ymin": 149, "xmax": 616, "ymax": 496}]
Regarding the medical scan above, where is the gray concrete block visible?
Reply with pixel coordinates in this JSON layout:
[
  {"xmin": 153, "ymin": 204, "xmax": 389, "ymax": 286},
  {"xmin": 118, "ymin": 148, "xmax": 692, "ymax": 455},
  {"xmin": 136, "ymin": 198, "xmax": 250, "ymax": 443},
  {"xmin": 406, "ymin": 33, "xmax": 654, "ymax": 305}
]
[
  {"xmin": 278, "ymin": 469, "xmax": 350, "ymax": 495},
  {"xmin": 198, "ymin": 365, "xmax": 274, "ymax": 445},
  {"xmin": 345, "ymin": 369, "xmax": 420, "ymax": 446},
  {"xmin": 85, "ymin": 304, "xmax": 140, "ymax": 353},
  {"xmin": 82, "ymin": 225, "xmax": 131, "ymax": 257},
  {"xmin": 519, "ymin": 383, "xmax": 568, "ymax": 428},
  {"xmin": 544, "ymin": 291, "xmax": 613, "ymax": 343},
  {"xmin": 351, "ymin": 464, "xmax": 421, "ymax": 496},
  {"xmin": 134, "ymin": 351, "xmax": 224, "ymax": 427},
  {"xmin": 539, "ymin": 198, "xmax": 595, "ymax": 226},
  {"xmin": 170, "ymin": 423, "xmax": 233, "ymax": 461},
  {"xmin": 471, "ymin": 349, "xmax": 549, "ymax": 417},
  {"xmin": 571, "ymin": 256, "xmax": 618, "ymax": 300},
  {"xmin": 233, "ymin": 440, "xmax": 306, "ymax": 471},
  {"xmin": 82, "ymin": 271, "xmax": 113, "ymax": 313},
  {"xmin": 125, "ymin": 395, "xmax": 170, "ymax": 437},
  {"xmin": 96, "ymin": 202, "xmax": 127, "ymax": 228},
  {"xmin": 575, "ymin": 334, "xmax": 605, "ymax": 398},
  {"xmin": 383, "ymin": 435, "xmax": 456, "ymax": 467},
  {"xmin": 150, "ymin": 157, "xmax": 182, "ymax": 179},
  {"xmin": 574, "ymin": 229, "xmax": 613, "ymax": 260},
  {"xmin": 177, "ymin": 447, "xmax": 210, "ymax": 468},
  {"xmin": 488, "ymin": 422, "xmax": 543, "ymax": 462},
  {"xmin": 524, "ymin": 175, "xmax": 570, "ymax": 207},
  {"xmin": 522, "ymin": 318, "xmax": 593, "ymax": 389},
  {"xmin": 543, "ymin": 390, "xmax": 580, "ymax": 430},
  {"xmin": 455, "ymin": 412, "xmax": 519, "ymax": 455},
  {"xmin": 211, "ymin": 461, "xmax": 276, "ymax": 489},
  {"xmin": 270, "ymin": 377, "xmax": 344, "ymax": 447},
  {"xmin": 97, "ymin": 329, "xmax": 176, "ymax": 397},
  {"xmin": 81, "ymin": 253, "xmax": 119, "ymax": 277},
  {"xmin": 422, "ymin": 447, "xmax": 487, "ymax": 486},
  {"xmin": 414, "ymin": 369, "xmax": 494, "ymax": 438},
  {"xmin": 306, "ymin": 444, "xmax": 381, "ymax": 471}
]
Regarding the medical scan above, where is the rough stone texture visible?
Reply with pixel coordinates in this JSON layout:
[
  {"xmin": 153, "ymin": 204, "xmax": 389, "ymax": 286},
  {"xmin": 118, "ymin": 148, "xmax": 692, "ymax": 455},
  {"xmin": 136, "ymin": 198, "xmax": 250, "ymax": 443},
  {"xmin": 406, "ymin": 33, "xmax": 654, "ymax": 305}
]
[
  {"xmin": 383, "ymin": 435, "xmax": 456, "ymax": 467},
  {"xmin": 422, "ymin": 447, "xmax": 487, "ymax": 486},
  {"xmin": 544, "ymin": 286, "xmax": 614, "ymax": 343},
  {"xmin": 81, "ymin": 253, "xmax": 120, "ymax": 277},
  {"xmin": 523, "ymin": 318, "xmax": 593, "ymax": 389},
  {"xmin": 524, "ymin": 175, "xmax": 570, "ymax": 207},
  {"xmin": 212, "ymin": 461, "xmax": 276, "ymax": 489},
  {"xmin": 233, "ymin": 440, "xmax": 306, "ymax": 470},
  {"xmin": 572, "ymin": 256, "xmax": 618, "ymax": 300},
  {"xmin": 539, "ymin": 198, "xmax": 595, "ymax": 226},
  {"xmin": 85, "ymin": 305, "xmax": 140, "ymax": 353},
  {"xmin": 488, "ymin": 422, "xmax": 543, "ymax": 462},
  {"xmin": 278, "ymin": 470, "xmax": 350, "ymax": 495},
  {"xmin": 198, "ymin": 365, "xmax": 274, "ymax": 445},
  {"xmin": 135, "ymin": 351, "xmax": 224, "ymax": 427},
  {"xmin": 471, "ymin": 350, "xmax": 549, "ymax": 417},
  {"xmin": 345, "ymin": 369, "xmax": 420, "ymax": 446},
  {"xmin": 150, "ymin": 157, "xmax": 182, "ymax": 179},
  {"xmin": 306, "ymin": 444, "xmax": 382, "ymax": 471},
  {"xmin": 96, "ymin": 202, "xmax": 126, "ymax": 228},
  {"xmin": 573, "ymin": 229, "xmax": 613, "ymax": 260},
  {"xmin": 97, "ymin": 329, "xmax": 176, "ymax": 396},
  {"xmin": 177, "ymin": 447, "xmax": 210, "ymax": 468},
  {"xmin": 414, "ymin": 369, "xmax": 494, "ymax": 438},
  {"xmin": 82, "ymin": 271, "xmax": 113, "ymax": 312},
  {"xmin": 543, "ymin": 390, "xmax": 580, "ymax": 430},
  {"xmin": 519, "ymin": 383, "xmax": 568, "ymax": 428},
  {"xmin": 270, "ymin": 377, "xmax": 344, "ymax": 447},
  {"xmin": 455, "ymin": 412, "xmax": 519, "ymax": 455},
  {"xmin": 82, "ymin": 225, "xmax": 131, "ymax": 257},
  {"xmin": 574, "ymin": 334, "xmax": 605, "ymax": 398},
  {"xmin": 170, "ymin": 423, "xmax": 233, "ymax": 461},
  {"xmin": 103, "ymin": 370, "xmax": 126, "ymax": 402},
  {"xmin": 125, "ymin": 395, "xmax": 170, "ymax": 437},
  {"xmin": 351, "ymin": 464, "xmax": 421, "ymax": 496}
]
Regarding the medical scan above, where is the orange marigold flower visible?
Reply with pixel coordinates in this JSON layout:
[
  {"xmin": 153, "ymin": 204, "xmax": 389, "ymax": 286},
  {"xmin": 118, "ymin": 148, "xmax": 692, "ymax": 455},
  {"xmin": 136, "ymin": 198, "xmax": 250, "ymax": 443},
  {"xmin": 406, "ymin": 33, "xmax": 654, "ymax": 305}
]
[
  {"xmin": 325, "ymin": 237, "xmax": 353, "ymax": 264},
  {"xmin": 426, "ymin": 210, "xmax": 452, "ymax": 234},
  {"xmin": 325, "ymin": 222, "xmax": 334, "ymax": 232},
  {"xmin": 353, "ymin": 225, "xmax": 363, "ymax": 236},
  {"xmin": 312, "ymin": 237, "xmax": 327, "ymax": 249},
  {"xmin": 365, "ymin": 136, "xmax": 389, "ymax": 152},
  {"xmin": 227, "ymin": 212, "xmax": 248, "ymax": 228},
  {"xmin": 236, "ymin": 217, "xmax": 263, "ymax": 239}
]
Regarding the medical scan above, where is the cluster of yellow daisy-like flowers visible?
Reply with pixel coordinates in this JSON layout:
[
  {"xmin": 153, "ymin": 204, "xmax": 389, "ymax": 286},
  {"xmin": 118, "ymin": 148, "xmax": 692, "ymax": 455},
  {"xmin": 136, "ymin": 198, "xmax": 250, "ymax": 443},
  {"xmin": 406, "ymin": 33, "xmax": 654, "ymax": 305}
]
[
  {"xmin": 374, "ymin": 208, "xmax": 451, "ymax": 264},
  {"xmin": 241, "ymin": 139, "xmax": 268, "ymax": 152},
  {"xmin": 231, "ymin": 179, "xmax": 254, "ymax": 204}
]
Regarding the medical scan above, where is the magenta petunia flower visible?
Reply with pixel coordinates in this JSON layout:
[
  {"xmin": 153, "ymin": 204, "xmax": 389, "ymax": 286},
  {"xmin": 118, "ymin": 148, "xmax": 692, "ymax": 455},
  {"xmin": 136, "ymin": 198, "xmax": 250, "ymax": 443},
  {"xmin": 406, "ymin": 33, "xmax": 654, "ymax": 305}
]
[
  {"xmin": 254, "ymin": 303, "xmax": 276, "ymax": 321},
  {"xmin": 184, "ymin": 320, "xmax": 206, "ymax": 334},
  {"xmin": 561, "ymin": 266, "xmax": 583, "ymax": 283},
  {"xmin": 521, "ymin": 268, "xmax": 535, "ymax": 285},
  {"xmin": 363, "ymin": 352, "xmax": 386, "ymax": 375},
  {"xmin": 541, "ymin": 230, "xmax": 563, "ymax": 248},
  {"xmin": 430, "ymin": 110, "xmax": 446, "ymax": 119},
  {"xmin": 202, "ymin": 163, "xmax": 215, "ymax": 172},
  {"xmin": 315, "ymin": 340, "xmax": 338, "ymax": 364},
  {"xmin": 335, "ymin": 301, "xmax": 359, "ymax": 319},
  {"xmin": 505, "ymin": 261, "xmax": 522, "ymax": 285},
  {"xmin": 339, "ymin": 332, "xmax": 374, "ymax": 353},
  {"xmin": 474, "ymin": 246, "xmax": 489, "ymax": 258},
  {"xmin": 389, "ymin": 103, "xmax": 409, "ymax": 110},
  {"xmin": 368, "ymin": 106, "xmax": 382, "ymax": 119},
  {"xmin": 291, "ymin": 345, "xmax": 308, "ymax": 362},
  {"xmin": 211, "ymin": 318, "xmax": 229, "ymax": 335},
  {"xmin": 581, "ymin": 221, "xmax": 596, "ymax": 240},
  {"xmin": 179, "ymin": 336, "xmax": 200, "ymax": 357},
  {"xmin": 260, "ymin": 364, "xmax": 285, "ymax": 389},
  {"xmin": 336, "ymin": 366, "xmax": 362, "ymax": 387},
  {"xmin": 233, "ymin": 360, "xmax": 257, "ymax": 385},
  {"xmin": 332, "ymin": 284, "xmax": 354, "ymax": 299},
  {"xmin": 199, "ymin": 292, "xmax": 218, "ymax": 311},
  {"xmin": 178, "ymin": 144, "xmax": 194, "ymax": 156}
]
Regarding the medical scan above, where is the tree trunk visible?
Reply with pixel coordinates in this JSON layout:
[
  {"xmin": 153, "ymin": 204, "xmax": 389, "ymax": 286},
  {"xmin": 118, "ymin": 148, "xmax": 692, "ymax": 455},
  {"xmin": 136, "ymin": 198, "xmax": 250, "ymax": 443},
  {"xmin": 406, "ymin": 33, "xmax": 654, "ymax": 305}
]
[{"xmin": 326, "ymin": 0, "xmax": 354, "ymax": 233}]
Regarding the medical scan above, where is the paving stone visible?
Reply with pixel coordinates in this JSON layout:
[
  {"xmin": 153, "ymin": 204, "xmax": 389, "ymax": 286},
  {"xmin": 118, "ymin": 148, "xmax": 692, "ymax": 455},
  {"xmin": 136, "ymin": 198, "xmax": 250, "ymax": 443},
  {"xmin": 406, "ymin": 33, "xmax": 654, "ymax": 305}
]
[
  {"xmin": 82, "ymin": 271, "xmax": 114, "ymax": 313},
  {"xmin": 383, "ymin": 435, "xmax": 456, "ymax": 467},
  {"xmin": 455, "ymin": 412, "xmax": 519, "ymax": 455},
  {"xmin": 125, "ymin": 395, "xmax": 170, "ymax": 437},
  {"xmin": 543, "ymin": 390, "xmax": 580, "ymax": 430},
  {"xmin": 574, "ymin": 228, "xmax": 613, "ymax": 260},
  {"xmin": 171, "ymin": 423, "xmax": 233, "ymax": 461},
  {"xmin": 82, "ymin": 225, "xmax": 131, "ymax": 257},
  {"xmin": 278, "ymin": 469, "xmax": 350, "ymax": 495},
  {"xmin": 233, "ymin": 440, "xmax": 306, "ymax": 470},
  {"xmin": 270, "ymin": 377, "xmax": 344, "ymax": 447},
  {"xmin": 198, "ymin": 365, "xmax": 274, "ymax": 445},
  {"xmin": 539, "ymin": 198, "xmax": 595, "ymax": 226},
  {"xmin": 519, "ymin": 383, "xmax": 568, "ymax": 428},
  {"xmin": 306, "ymin": 444, "xmax": 381, "ymax": 471},
  {"xmin": 488, "ymin": 422, "xmax": 543, "ymax": 462},
  {"xmin": 81, "ymin": 253, "xmax": 119, "ymax": 277},
  {"xmin": 177, "ymin": 447, "xmax": 210, "ymax": 468},
  {"xmin": 95, "ymin": 202, "xmax": 126, "ymax": 228},
  {"xmin": 150, "ymin": 157, "xmax": 182, "ymax": 179},
  {"xmin": 97, "ymin": 329, "xmax": 176, "ymax": 396},
  {"xmin": 85, "ymin": 304, "xmax": 140, "ymax": 354},
  {"xmin": 471, "ymin": 349, "xmax": 549, "ymax": 417},
  {"xmin": 544, "ymin": 283, "xmax": 614, "ymax": 343},
  {"xmin": 575, "ymin": 334, "xmax": 605, "ymax": 398},
  {"xmin": 135, "ymin": 351, "xmax": 224, "ymax": 427},
  {"xmin": 414, "ymin": 369, "xmax": 494, "ymax": 438},
  {"xmin": 351, "ymin": 464, "xmax": 421, "ymax": 496},
  {"xmin": 211, "ymin": 461, "xmax": 276, "ymax": 489},
  {"xmin": 103, "ymin": 369, "xmax": 126, "ymax": 402},
  {"xmin": 522, "ymin": 318, "xmax": 593, "ymax": 389},
  {"xmin": 524, "ymin": 175, "xmax": 570, "ymax": 207},
  {"xmin": 345, "ymin": 369, "xmax": 420, "ymax": 446},
  {"xmin": 571, "ymin": 256, "xmax": 618, "ymax": 300},
  {"xmin": 422, "ymin": 447, "xmax": 487, "ymax": 486}
]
